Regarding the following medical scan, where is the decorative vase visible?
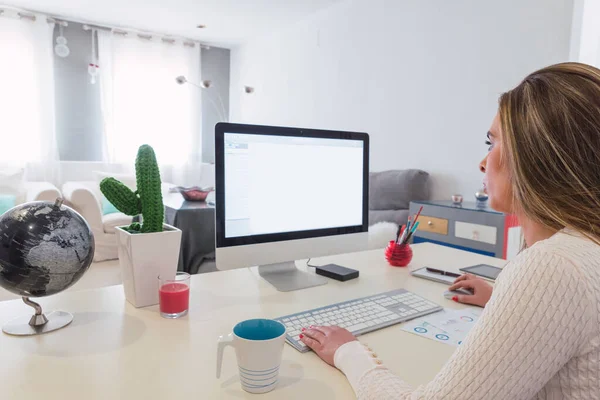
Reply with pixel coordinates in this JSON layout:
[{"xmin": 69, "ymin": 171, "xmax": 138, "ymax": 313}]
[
  {"xmin": 452, "ymin": 194, "xmax": 463, "ymax": 205},
  {"xmin": 475, "ymin": 190, "xmax": 489, "ymax": 208},
  {"xmin": 116, "ymin": 223, "xmax": 182, "ymax": 308}
]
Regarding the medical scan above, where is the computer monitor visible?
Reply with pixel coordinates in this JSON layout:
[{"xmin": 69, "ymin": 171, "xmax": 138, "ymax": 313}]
[{"xmin": 215, "ymin": 123, "xmax": 369, "ymax": 292}]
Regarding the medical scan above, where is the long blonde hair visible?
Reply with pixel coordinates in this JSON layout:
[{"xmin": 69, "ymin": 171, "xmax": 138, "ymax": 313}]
[{"xmin": 499, "ymin": 62, "xmax": 600, "ymax": 244}]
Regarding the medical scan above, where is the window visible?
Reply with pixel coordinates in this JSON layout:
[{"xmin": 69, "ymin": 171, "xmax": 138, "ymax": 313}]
[
  {"xmin": 98, "ymin": 32, "xmax": 202, "ymax": 165},
  {"xmin": 0, "ymin": 16, "xmax": 56, "ymax": 165}
]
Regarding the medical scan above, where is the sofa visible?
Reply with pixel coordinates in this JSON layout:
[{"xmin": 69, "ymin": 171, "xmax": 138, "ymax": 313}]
[{"xmin": 369, "ymin": 169, "xmax": 430, "ymax": 226}]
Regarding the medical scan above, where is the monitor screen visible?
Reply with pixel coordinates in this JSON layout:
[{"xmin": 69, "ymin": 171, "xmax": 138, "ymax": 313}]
[{"xmin": 223, "ymin": 132, "xmax": 364, "ymax": 238}]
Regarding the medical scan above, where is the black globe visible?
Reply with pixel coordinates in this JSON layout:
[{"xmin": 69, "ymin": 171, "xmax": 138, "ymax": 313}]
[{"xmin": 0, "ymin": 201, "xmax": 95, "ymax": 297}]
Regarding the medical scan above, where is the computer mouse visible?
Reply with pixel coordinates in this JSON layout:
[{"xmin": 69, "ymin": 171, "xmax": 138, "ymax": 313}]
[{"xmin": 443, "ymin": 289, "xmax": 473, "ymax": 299}]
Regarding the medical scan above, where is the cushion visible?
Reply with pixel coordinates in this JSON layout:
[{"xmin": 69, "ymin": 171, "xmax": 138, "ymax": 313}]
[
  {"xmin": 101, "ymin": 196, "xmax": 120, "ymax": 215},
  {"xmin": 368, "ymin": 221, "xmax": 398, "ymax": 250},
  {"xmin": 0, "ymin": 194, "xmax": 16, "ymax": 215},
  {"xmin": 95, "ymin": 171, "xmax": 136, "ymax": 214},
  {"xmin": 369, "ymin": 170, "xmax": 429, "ymax": 211},
  {"xmin": 0, "ymin": 167, "xmax": 25, "ymax": 200},
  {"xmin": 102, "ymin": 212, "xmax": 133, "ymax": 234},
  {"xmin": 369, "ymin": 209, "xmax": 410, "ymax": 226}
]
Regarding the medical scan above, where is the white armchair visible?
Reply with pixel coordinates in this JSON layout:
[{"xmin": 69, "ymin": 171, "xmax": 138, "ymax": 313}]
[
  {"xmin": 22, "ymin": 182, "xmax": 62, "ymax": 203},
  {"xmin": 62, "ymin": 181, "xmax": 133, "ymax": 262},
  {"xmin": 62, "ymin": 181, "xmax": 175, "ymax": 262}
]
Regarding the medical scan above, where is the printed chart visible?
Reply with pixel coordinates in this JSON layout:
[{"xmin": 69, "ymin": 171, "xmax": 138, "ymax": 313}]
[{"xmin": 401, "ymin": 308, "xmax": 482, "ymax": 347}]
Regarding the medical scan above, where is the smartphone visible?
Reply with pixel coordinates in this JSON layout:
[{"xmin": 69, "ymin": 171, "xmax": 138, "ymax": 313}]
[{"xmin": 459, "ymin": 264, "xmax": 502, "ymax": 281}]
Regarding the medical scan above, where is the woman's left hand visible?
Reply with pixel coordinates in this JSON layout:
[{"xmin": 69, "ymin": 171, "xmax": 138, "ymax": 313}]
[{"xmin": 300, "ymin": 326, "xmax": 357, "ymax": 366}]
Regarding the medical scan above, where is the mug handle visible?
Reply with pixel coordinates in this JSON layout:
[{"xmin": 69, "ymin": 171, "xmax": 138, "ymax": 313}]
[{"xmin": 216, "ymin": 333, "xmax": 234, "ymax": 378}]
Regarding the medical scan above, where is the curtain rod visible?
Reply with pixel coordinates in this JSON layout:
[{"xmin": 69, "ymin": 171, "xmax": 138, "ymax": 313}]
[
  {"xmin": 0, "ymin": 8, "xmax": 68, "ymax": 26},
  {"xmin": 81, "ymin": 23, "xmax": 208, "ymax": 49},
  {"xmin": 0, "ymin": 6, "xmax": 210, "ymax": 49}
]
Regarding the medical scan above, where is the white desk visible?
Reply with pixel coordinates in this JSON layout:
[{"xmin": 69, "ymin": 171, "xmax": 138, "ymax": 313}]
[{"xmin": 0, "ymin": 243, "xmax": 505, "ymax": 400}]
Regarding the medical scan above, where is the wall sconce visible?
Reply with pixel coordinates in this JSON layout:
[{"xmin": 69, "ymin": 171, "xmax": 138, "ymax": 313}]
[{"xmin": 176, "ymin": 75, "xmax": 227, "ymax": 121}]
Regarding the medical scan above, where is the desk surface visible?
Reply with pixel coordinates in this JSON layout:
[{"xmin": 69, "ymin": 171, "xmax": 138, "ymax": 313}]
[{"xmin": 0, "ymin": 243, "xmax": 506, "ymax": 400}]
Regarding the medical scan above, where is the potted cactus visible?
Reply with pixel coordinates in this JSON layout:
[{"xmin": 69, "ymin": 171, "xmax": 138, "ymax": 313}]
[{"xmin": 100, "ymin": 145, "xmax": 182, "ymax": 308}]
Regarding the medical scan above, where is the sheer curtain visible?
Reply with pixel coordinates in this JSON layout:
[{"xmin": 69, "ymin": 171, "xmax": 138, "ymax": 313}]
[
  {"xmin": 97, "ymin": 31, "xmax": 202, "ymax": 186},
  {"xmin": 0, "ymin": 13, "xmax": 60, "ymax": 183}
]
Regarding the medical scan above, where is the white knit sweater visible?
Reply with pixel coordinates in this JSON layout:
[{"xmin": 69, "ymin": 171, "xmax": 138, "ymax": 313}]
[{"xmin": 334, "ymin": 230, "xmax": 600, "ymax": 399}]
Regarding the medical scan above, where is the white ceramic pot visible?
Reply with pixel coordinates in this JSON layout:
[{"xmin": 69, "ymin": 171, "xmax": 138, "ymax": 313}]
[{"xmin": 116, "ymin": 224, "xmax": 182, "ymax": 308}]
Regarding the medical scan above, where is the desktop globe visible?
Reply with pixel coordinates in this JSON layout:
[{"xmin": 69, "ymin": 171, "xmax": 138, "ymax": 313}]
[
  {"xmin": 0, "ymin": 200, "xmax": 94, "ymax": 297},
  {"xmin": 0, "ymin": 199, "xmax": 95, "ymax": 336}
]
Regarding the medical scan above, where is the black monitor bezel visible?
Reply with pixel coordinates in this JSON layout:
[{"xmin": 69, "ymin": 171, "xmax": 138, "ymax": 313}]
[{"xmin": 215, "ymin": 122, "xmax": 369, "ymax": 248}]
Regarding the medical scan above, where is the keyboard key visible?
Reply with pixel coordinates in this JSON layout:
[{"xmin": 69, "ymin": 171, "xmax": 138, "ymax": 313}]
[{"xmin": 348, "ymin": 323, "xmax": 368, "ymax": 332}]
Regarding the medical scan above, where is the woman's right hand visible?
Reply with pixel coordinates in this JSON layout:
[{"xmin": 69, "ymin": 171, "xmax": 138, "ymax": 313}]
[{"xmin": 449, "ymin": 273, "xmax": 493, "ymax": 307}]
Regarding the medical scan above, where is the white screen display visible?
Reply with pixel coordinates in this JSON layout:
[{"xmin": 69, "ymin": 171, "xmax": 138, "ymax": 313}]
[{"xmin": 224, "ymin": 133, "xmax": 364, "ymax": 238}]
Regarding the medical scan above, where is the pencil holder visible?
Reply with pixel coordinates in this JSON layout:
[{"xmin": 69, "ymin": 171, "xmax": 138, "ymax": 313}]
[{"xmin": 385, "ymin": 241, "xmax": 413, "ymax": 267}]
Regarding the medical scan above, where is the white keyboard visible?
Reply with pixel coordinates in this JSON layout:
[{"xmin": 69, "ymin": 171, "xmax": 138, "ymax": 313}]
[{"xmin": 274, "ymin": 288, "xmax": 443, "ymax": 352}]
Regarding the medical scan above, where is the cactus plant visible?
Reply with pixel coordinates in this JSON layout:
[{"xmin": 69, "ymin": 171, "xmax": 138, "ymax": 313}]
[{"xmin": 100, "ymin": 145, "xmax": 164, "ymax": 233}]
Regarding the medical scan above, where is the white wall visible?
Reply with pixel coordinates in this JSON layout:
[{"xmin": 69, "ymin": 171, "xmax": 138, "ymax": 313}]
[
  {"xmin": 572, "ymin": 0, "xmax": 600, "ymax": 64},
  {"xmin": 230, "ymin": 0, "xmax": 574, "ymax": 200},
  {"xmin": 570, "ymin": 0, "xmax": 585, "ymax": 60}
]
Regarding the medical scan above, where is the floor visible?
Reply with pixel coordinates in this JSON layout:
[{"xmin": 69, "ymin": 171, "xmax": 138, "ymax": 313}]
[{"xmin": 0, "ymin": 260, "xmax": 122, "ymax": 302}]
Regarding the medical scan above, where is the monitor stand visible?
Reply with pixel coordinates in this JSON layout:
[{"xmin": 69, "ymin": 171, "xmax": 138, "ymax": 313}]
[{"xmin": 258, "ymin": 262, "xmax": 328, "ymax": 292}]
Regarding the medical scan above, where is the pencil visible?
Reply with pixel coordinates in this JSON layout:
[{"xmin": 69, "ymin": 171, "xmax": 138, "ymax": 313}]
[
  {"xmin": 410, "ymin": 221, "xmax": 420, "ymax": 233},
  {"xmin": 413, "ymin": 206, "xmax": 424, "ymax": 224},
  {"xmin": 402, "ymin": 222, "xmax": 420, "ymax": 244},
  {"xmin": 394, "ymin": 224, "xmax": 404, "ymax": 244},
  {"xmin": 399, "ymin": 218, "xmax": 411, "ymax": 243}
]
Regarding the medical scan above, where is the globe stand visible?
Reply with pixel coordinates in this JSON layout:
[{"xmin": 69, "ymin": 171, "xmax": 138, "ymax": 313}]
[{"xmin": 2, "ymin": 297, "xmax": 73, "ymax": 336}]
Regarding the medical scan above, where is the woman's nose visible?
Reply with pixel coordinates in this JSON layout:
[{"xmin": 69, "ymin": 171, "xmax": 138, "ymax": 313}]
[{"xmin": 479, "ymin": 155, "xmax": 487, "ymax": 173}]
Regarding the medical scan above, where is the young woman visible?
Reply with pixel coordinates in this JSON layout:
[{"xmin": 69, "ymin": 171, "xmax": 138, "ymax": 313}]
[{"xmin": 300, "ymin": 62, "xmax": 600, "ymax": 399}]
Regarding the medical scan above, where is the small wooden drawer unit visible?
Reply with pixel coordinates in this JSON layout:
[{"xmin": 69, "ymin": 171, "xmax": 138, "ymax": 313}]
[
  {"xmin": 417, "ymin": 216, "xmax": 449, "ymax": 236},
  {"xmin": 409, "ymin": 200, "xmax": 521, "ymax": 259}
]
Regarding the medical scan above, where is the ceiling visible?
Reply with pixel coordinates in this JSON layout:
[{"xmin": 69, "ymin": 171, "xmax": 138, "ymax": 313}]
[{"xmin": 2, "ymin": 0, "xmax": 343, "ymax": 47}]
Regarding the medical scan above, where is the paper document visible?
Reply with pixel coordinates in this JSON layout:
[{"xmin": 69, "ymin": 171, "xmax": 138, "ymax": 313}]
[{"xmin": 402, "ymin": 308, "xmax": 482, "ymax": 347}]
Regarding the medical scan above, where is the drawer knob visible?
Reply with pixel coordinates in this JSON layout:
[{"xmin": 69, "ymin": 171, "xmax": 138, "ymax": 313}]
[{"xmin": 428, "ymin": 221, "xmax": 433, "ymax": 226}]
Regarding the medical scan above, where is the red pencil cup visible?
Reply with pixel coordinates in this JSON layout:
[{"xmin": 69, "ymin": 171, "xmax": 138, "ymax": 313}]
[
  {"xmin": 159, "ymin": 272, "xmax": 190, "ymax": 318},
  {"xmin": 385, "ymin": 240, "xmax": 413, "ymax": 267}
]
